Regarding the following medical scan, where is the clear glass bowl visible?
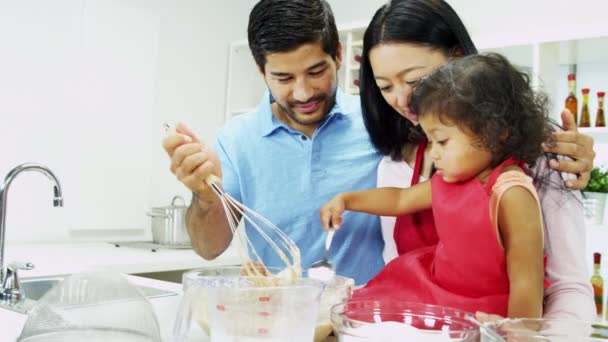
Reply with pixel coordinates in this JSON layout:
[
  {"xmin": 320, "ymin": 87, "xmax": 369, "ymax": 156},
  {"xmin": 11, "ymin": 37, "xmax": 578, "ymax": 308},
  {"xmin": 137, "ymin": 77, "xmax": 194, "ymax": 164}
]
[
  {"xmin": 18, "ymin": 272, "xmax": 161, "ymax": 342},
  {"xmin": 482, "ymin": 318, "xmax": 608, "ymax": 341},
  {"xmin": 331, "ymin": 300, "xmax": 479, "ymax": 341},
  {"xmin": 175, "ymin": 265, "xmax": 351, "ymax": 342}
]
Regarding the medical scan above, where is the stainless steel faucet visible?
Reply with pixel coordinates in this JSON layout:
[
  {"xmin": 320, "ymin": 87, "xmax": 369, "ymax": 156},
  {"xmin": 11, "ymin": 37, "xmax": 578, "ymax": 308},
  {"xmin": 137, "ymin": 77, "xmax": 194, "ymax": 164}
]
[{"xmin": 0, "ymin": 163, "xmax": 63, "ymax": 303}]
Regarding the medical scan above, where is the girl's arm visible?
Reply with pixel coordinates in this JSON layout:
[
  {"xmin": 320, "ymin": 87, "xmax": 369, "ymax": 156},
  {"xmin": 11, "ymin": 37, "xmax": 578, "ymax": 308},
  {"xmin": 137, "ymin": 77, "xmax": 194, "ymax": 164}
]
[
  {"xmin": 498, "ymin": 185, "xmax": 544, "ymax": 318},
  {"xmin": 320, "ymin": 180, "xmax": 432, "ymax": 230}
]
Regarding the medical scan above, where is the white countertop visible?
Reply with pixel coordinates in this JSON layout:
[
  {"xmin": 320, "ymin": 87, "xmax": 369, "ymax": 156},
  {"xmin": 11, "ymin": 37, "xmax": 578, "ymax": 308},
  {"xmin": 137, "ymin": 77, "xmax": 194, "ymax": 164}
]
[{"xmin": 4, "ymin": 241, "xmax": 241, "ymax": 277}]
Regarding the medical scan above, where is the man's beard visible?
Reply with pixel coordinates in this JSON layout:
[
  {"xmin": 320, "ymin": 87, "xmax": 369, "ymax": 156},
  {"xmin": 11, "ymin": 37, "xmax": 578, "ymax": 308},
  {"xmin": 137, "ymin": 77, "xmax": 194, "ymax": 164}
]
[{"xmin": 276, "ymin": 87, "xmax": 337, "ymax": 126}]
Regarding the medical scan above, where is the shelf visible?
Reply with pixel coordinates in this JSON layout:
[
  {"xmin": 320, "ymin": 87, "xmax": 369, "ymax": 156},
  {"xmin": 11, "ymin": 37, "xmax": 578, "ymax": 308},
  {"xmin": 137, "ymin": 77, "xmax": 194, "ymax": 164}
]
[
  {"xmin": 349, "ymin": 64, "xmax": 360, "ymax": 71},
  {"xmin": 550, "ymin": 36, "xmax": 608, "ymax": 65},
  {"xmin": 580, "ymin": 127, "xmax": 608, "ymax": 143},
  {"xmin": 351, "ymin": 40, "xmax": 363, "ymax": 47}
]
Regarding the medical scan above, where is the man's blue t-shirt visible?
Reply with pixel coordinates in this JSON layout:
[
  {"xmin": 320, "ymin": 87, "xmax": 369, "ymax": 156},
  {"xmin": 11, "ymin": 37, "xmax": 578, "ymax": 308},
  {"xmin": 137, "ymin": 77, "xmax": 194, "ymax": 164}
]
[{"xmin": 214, "ymin": 89, "xmax": 384, "ymax": 285}]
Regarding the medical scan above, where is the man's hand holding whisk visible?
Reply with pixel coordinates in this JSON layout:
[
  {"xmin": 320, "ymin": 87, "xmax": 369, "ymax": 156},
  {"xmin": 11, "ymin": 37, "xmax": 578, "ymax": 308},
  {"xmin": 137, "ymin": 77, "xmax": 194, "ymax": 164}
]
[
  {"xmin": 162, "ymin": 122, "xmax": 234, "ymax": 260},
  {"xmin": 162, "ymin": 122, "xmax": 223, "ymax": 203}
]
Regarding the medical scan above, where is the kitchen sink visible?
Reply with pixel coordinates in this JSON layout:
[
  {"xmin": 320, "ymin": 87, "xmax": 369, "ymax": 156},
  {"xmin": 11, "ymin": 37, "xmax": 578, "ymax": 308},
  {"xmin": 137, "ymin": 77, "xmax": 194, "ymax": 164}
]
[
  {"xmin": 20, "ymin": 277, "xmax": 64, "ymax": 301},
  {"xmin": 1, "ymin": 276, "xmax": 177, "ymax": 314},
  {"xmin": 21, "ymin": 276, "xmax": 176, "ymax": 301}
]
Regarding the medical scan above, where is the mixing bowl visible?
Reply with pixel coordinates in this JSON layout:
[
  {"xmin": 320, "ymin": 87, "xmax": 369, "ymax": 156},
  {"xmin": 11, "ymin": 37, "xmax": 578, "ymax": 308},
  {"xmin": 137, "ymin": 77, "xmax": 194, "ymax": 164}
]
[
  {"xmin": 175, "ymin": 265, "xmax": 354, "ymax": 342},
  {"xmin": 482, "ymin": 318, "xmax": 608, "ymax": 341},
  {"xmin": 331, "ymin": 300, "xmax": 479, "ymax": 341},
  {"xmin": 206, "ymin": 277, "xmax": 323, "ymax": 341}
]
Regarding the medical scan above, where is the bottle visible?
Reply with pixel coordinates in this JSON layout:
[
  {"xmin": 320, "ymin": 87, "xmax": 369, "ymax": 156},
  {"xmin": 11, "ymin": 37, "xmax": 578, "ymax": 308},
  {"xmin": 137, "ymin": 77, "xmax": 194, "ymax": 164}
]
[
  {"xmin": 596, "ymin": 92, "xmax": 605, "ymax": 127},
  {"xmin": 565, "ymin": 74, "xmax": 578, "ymax": 123},
  {"xmin": 591, "ymin": 252, "xmax": 604, "ymax": 317},
  {"xmin": 580, "ymin": 88, "xmax": 591, "ymax": 128}
]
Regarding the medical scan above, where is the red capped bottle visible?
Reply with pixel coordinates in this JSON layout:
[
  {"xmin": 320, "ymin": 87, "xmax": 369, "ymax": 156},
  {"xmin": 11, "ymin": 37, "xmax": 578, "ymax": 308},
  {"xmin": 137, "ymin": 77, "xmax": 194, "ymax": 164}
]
[
  {"xmin": 565, "ymin": 74, "xmax": 578, "ymax": 123},
  {"xmin": 596, "ymin": 92, "xmax": 605, "ymax": 127},
  {"xmin": 591, "ymin": 252, "xmax": 604, "ymax": 317}
]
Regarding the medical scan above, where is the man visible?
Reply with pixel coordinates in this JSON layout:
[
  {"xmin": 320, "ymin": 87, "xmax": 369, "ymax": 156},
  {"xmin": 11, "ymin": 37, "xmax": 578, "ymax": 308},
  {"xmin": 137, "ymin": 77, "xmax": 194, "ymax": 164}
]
[
  {"xmin": 163, "ymin": 0, "xmax": 384, "ymax": 284},
  {"xmin": 163, "ymin": 0, "xmax": 595, "ymax": 285}
]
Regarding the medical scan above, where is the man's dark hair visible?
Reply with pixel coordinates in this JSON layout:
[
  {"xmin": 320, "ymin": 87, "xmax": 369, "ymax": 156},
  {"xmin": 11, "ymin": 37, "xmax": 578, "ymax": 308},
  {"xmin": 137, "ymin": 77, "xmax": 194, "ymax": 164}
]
[{"xmin": 248, "ymin": 0, "xmax": 339, "ymax": 72}]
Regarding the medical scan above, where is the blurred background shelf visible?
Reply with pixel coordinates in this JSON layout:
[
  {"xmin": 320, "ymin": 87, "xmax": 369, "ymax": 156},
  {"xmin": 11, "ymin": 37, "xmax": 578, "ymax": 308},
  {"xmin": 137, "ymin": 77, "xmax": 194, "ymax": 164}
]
[{"xmin": 580, "ymin": 127, "xmax": 608, "ymax": 143}]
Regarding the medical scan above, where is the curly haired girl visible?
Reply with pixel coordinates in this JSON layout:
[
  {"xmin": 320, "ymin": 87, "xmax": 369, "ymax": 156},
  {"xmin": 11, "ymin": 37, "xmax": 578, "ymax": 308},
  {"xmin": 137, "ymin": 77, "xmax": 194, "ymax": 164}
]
[{"xmin": 320, "ymin": 53, "xmax": 556, "ymax": 318}]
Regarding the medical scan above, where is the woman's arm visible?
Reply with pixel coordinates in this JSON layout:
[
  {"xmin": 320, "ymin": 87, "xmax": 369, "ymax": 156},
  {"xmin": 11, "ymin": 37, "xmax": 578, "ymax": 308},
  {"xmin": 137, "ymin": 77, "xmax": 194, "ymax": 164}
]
[
  {"xmin": 535, "ymin": 160, "xmax": 595, "ymax": 320},
  {"xmin": 498, "ymin": 184, "xmax": 545, "ymax": 318},
  {"xmin": 320, "ymin": 181, "xmax": 432, "ymax": 230}
]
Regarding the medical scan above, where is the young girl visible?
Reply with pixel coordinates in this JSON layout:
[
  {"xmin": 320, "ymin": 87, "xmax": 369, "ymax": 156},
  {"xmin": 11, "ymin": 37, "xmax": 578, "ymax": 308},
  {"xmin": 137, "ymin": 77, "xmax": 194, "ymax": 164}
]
[{"xmin": 320, "ymin": 53, "xmax": 554, "ymax": 318}]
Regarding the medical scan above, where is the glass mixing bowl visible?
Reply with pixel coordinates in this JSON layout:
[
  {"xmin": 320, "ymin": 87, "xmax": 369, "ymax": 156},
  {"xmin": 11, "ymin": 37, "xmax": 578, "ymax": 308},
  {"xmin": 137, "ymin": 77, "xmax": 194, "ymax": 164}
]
[
  {"xmin": 482, "ymin": 318, "xmax": 608, "ymax": 341},
  {"xmin": 175, "ymin": 265, "xmax": 353, "ymax": 342},
  {"xmin": 331, "ymin": 300, "xmax": 479, "ymax": 341},
  {"xmin": 18, "ymin": 272, "xmax": 161, "ymax": 342}
]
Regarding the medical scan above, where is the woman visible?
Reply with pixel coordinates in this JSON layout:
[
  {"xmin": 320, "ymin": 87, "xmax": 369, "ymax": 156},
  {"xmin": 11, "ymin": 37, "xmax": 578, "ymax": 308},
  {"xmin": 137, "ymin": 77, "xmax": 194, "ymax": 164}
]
[{"xmin": 359, "ymin": 0, "xmax": 595, "ymax": 320}]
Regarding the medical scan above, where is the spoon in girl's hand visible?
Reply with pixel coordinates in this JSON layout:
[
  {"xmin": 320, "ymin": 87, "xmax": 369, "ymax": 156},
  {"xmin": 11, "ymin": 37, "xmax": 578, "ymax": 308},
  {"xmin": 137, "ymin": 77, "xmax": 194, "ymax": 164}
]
[{"xmin": 309, "ymin": 228, "xmax": 336, "ymax": 283}]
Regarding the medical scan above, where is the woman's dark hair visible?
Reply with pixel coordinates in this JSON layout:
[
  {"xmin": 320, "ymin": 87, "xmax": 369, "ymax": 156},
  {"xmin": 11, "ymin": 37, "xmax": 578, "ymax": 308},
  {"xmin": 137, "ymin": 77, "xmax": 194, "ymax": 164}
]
[
  {"xmin": 410, "ymin": 53, "xmax": 555, "ymax": 168},
  {"xmin": 248, "ymin": 0, "xmax": 339, "ymax": 73},
  {"xmin": 360, "ymin": 0, "xmax": 478, "ymax": 160}
]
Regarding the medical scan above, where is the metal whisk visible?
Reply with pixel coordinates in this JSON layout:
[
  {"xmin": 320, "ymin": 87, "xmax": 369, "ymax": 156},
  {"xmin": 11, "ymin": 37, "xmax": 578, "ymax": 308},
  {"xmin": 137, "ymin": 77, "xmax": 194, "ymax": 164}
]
[{"xmin": 205, "ymin": 175, "xmax": 301, "ymax": 282}]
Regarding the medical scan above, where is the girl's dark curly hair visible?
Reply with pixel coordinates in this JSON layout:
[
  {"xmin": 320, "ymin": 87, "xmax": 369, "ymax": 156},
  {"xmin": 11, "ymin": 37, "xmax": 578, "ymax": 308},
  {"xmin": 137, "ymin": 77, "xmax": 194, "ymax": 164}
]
[{"xmin": 410, "ymin": 53, "xmax": 555, "ymax": 168}]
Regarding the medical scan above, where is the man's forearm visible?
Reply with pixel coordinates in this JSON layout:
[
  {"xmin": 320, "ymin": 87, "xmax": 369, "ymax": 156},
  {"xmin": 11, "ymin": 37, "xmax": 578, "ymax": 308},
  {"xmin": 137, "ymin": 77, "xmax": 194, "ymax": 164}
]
[{"xmin": 186, "ymin": 193, "xmax": 234, "ymax": 259}]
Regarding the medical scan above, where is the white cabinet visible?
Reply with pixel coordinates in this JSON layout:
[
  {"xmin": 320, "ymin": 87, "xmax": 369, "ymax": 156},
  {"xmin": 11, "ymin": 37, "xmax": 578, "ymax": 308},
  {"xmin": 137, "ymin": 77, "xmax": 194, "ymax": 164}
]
[
  {"xmin": 224, "ymin": 39, "xmax": 267, "ymax": 122},
  {"xmin": 339, "ymin": 24, "xmax": 365, "ymax": 96}
]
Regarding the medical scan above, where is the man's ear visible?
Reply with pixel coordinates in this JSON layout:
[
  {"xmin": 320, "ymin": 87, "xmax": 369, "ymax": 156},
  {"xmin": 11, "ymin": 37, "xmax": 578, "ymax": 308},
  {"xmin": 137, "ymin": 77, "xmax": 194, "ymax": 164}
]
[
  {"xmin": 257, "ymin": 64, "xmax": 265, "ymax": 77},
  {"xmin": 335, "ymin": 41, "xmax": 343, "ymax": 70}
]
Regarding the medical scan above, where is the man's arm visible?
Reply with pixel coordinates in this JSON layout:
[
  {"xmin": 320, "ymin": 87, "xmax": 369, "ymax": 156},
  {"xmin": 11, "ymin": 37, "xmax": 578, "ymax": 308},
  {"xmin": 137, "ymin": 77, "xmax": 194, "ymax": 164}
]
[
  {"xmin": 186, "ymin": 191, "xmax": 236, "ymax": 259},
  {"xmin": 162, "ymin": 122, "xmax": 237, "ymax": 259}
]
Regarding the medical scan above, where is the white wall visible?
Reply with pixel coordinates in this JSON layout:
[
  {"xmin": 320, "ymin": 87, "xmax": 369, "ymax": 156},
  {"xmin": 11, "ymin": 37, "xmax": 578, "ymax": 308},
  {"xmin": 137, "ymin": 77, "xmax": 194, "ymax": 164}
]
[
  {"xmin": 329, "ymin": 0, "xmax": 608, "ymax": 48},
  {"xmin": 0, "ymin": 0, "xmax": 255, "ymax": 242},
  {"xmin": 1, "ymin": 0, "xmax": 607, "ymax": 243},
  {"xmin": 148, "ymin": 0, "xmax": 257, "ymax": 207}
]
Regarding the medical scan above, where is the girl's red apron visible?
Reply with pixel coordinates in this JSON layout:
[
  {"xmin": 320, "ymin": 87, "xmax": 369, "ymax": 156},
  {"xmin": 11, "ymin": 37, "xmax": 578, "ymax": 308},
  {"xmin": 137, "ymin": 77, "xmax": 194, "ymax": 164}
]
[
  {"xmin": 353, "ymin": 158, "xmax": 531, "ymax": 316},
  {"xmin": 393, "ymin": 139, "xmax": 439, "ymax": 254}
]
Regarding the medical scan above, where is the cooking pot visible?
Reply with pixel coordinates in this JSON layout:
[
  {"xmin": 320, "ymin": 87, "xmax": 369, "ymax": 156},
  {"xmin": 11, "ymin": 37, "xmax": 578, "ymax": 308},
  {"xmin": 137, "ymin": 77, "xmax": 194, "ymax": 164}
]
[{"xmin": 147, "ymin": 195, "xmax": 191, "ymax": 246}]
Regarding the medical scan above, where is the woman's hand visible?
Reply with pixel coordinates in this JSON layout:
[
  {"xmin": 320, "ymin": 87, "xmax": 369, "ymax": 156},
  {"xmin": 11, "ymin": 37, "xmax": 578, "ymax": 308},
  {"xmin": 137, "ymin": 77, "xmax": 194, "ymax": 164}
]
[
  {"xmin": 320, "ymin": 194, "xmax": 346, "ymax": 231},
  {"xmin": 544, "ymin": 109, "xmax": 596, "ymax": 189}
]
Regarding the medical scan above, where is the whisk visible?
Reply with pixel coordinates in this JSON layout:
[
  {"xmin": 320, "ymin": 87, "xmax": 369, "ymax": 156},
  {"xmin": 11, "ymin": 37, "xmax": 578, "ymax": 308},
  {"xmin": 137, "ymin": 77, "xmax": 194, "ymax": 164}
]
[
  {"xmin": 164, "ymin": 124, "xmax": 301, "ymax": 283},
  {"xmin": 205, "ymin": 174, "xmax": 301, "ymax": 282}
]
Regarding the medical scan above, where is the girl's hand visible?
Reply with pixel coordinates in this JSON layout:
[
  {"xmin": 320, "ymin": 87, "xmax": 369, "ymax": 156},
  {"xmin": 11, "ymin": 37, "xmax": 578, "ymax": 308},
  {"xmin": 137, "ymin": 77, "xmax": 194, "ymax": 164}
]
[
  {"xmin": 475, "ymin": 311, "xmax": 504, "ymax": 323},
  {"xmin": 320, "ymin": 194, "xmax": 346, "ymax": 231},
  {"xmin": 545, "ymin": 109, "xmax": 596, "ymax": 189}
]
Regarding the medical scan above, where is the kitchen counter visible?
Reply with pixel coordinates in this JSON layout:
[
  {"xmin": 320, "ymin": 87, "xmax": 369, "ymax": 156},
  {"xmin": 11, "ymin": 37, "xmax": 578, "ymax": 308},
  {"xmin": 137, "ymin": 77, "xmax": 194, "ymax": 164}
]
[
  {"xmin": 0, "ymin": 241, "xmax": 242, "ymax": 341},
  {"xmin": 4, "ymin": 241, "xmax": 241, "ymax": 277}
]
